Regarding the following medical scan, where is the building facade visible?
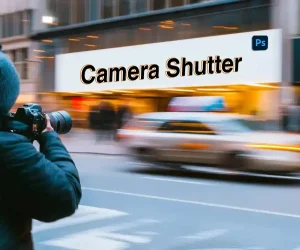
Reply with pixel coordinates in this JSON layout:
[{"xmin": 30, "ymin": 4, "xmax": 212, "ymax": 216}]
[
  {"xmin": 30, "ymin": 0, "xmax": 280, "ymax": 127},
  {"xmin": 0, "ymin": 0, "xmax": 45, "ymax": 106}
]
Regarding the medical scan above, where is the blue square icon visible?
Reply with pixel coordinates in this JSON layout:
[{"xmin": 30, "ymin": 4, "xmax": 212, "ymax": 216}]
[{"xmin": 252, "ymin": 36, "xmax": 268, "ymax": 51}]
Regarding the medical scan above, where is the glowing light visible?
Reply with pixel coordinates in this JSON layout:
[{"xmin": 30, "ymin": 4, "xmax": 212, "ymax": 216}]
[
  {"xmin": 159, "ymin": 88, "xmax": 195, "ymax": 92},
  {"xmin": 68, "ymin": 38, "xmax": 80, "ymax": 42},
  {"xmin": 113, "ymin": 90, "xmax": 134, "ymax": 93},
  {"xmin": 161, "ymin": 20, "xmax": 174, "ymax": 24},
  {"xmin": 41, "ymin": 40, "xmax": 53, "ymax": 43},
  {"xmin": 42, "ymin": 16, "xmax": 55, "ymax": 24},
  {"xmin": 197, "ymin": 88, "xmax": 230, "ymax": 92},
  {"xmin": 87, "ymin": 35, "xmax": 99, "ymax": 39},
  {"xmin": 158, "ymin": 25, "xmax": 174, "ymax": 29},
  {"xmin": 139, "ymin": 28, "xmax": 152, "ymax": 31},
  {"xmin": 213, "ymin": 26, "xmax": 238, "ymax": 30}
]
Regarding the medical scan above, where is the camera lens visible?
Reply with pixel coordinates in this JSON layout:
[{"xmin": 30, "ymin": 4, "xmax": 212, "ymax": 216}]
[{"xmin": 48, "ymin": 111, "xmax": 72, "ymax": 134}]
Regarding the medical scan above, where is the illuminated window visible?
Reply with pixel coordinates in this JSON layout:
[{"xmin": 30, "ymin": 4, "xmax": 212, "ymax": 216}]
[
  {"xmin": 151, "ymin": 0, "xmax": 166, "ymax": 10},
  {"xmin": 118, "ymin": 0, "xmax": 131, "ymax": 16},
  {"xmin": 135, "ymin": 0, "xmax": 148, "ymax": 13},
  {"xmin": 170, "ymin": 0, "xmax": 184, "ymax": 7}
]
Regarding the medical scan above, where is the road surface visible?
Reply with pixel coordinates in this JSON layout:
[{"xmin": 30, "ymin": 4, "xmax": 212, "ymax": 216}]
[{"xmin": 33, "ymin": 154, "xmax": 300, "ymax": 250}]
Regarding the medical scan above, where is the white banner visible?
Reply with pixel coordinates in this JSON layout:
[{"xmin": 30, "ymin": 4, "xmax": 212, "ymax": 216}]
[{"xmin": 55, "ymin": 29, "xmax": 282, "ymax": 92}]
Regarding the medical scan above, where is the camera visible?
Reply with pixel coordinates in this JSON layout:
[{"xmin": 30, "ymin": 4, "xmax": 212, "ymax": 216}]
[{"xmin": 4, "ymin": 103, "xmax": 72, "ymax": 141}]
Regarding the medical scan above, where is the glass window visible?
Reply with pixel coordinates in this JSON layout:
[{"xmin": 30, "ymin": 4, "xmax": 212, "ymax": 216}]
[
  {"xmin": 134, "ymin": 23, "xmax": 157, "ymax": 45},
  {"xmin": 1, "ymin": 15, "xmax": 6, "ymax": 38},
  {"xmin": 46, "ymin": 0, "xmax": 57, "ymax": 28},
  {"xmin": 47, "ymin": 0, "xmax": 57, "ymax": 17},
  {"xmin": 170, "ymin": 0, "xmax": 184, "ymax": 7},
  {"xmin": 118, "ymin": 0, "xmax": 131, "ymax": 16},
  {"xmin": 208, "ymin": 119, "xmax": 253, "ymax": 133},
  {"xmin": 21, "ymin": 48, "xmax": 28, "ymax": 80},
  {"xmin": 159, "ymin": 120, "xmax": 216, "ymax": 135},
  {"xmin": 14, "ymin": 48, "xmax": 28, "ymax": 80},
  {"xmin": 73, "ymin": 0, "xmax": 86, "ymax": 23},
  {"xmin": 89, "ymin": 0, "xmax": 99, "ymax": 21},
  {"xmin": 9, "ymin": 14, "xmax": 15, "ymax": 37},
  {"xmin": 23, "ymin": 10, "xmax": 33, "ymax": 34},
  {"xmin": 102, "ymin": 0, "xmax": 114, "ymax": 19},
  {"xmin": 129, "ymin": 118, "xmax": 164, "ymax": 131},
  {"xmin": 135, "ymin": 0, "xmax": 148, "ymax": 13},
  {"xmin": 151, "ymin": 0, "xmax": 166, "ymax": 10},
  {"xmin": 11, "ymin": 50, "xmax": 17, "ymax": 62},
  {"xmin": 57, "ymin": 0, "xmax": 71, "ymax": 26},
  {"xmin": 64, "ymin": 1, "xmax": 270, "ymax": 54},
  {"xmin": 13, "ymin": 12, "xmax": 23, "ymax": 36},
  {"xmin": 4, "ymin": 14, "xmax": 9, "ymax": 37},
  {"xmin": 0, "ymin": 16, "xmax": 2, "ymax": 38},
  {"xmin": 68, "ymin": 38, "xmax": 84, "ymax": 53}
]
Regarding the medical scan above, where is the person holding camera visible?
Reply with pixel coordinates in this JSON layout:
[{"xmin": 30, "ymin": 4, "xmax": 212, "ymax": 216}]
[{"xmin": 0, "ymin": 49, "xmax": 82, "ymax": 249}]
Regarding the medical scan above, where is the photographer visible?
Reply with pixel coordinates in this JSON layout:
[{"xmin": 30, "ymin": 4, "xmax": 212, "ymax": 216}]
[{"xmin": 0, "ymin": 49, "xmax": 82, "ymax": 249}]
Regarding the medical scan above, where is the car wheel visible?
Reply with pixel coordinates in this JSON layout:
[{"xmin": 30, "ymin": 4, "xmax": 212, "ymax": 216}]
[
  {"xmin": 223, "ymin": 151, "xmax": 246, "ymax": 170},
  {"xmin": 135, "ymin": 147, "xmax": 156, "ymax": 162}
]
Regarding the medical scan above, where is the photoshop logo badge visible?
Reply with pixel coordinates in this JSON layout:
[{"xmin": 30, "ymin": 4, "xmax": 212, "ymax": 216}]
[{"xmin": 252, "ymin": 36, "xmax": 268, "ymax": 51}]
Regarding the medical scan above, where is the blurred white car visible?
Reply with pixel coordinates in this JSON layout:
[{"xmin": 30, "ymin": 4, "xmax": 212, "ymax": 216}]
[{"xmin": 116, "ymin": 112, "xmax": 300, "ymax": 173}]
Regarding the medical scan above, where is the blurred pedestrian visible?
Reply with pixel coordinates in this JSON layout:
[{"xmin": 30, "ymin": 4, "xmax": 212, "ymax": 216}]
[
  {"xmin": 89, "ymin": 104, "xmax": 101, "ymax": 138},
  {"xmin": 0, "ymin": 48, "xmax": 81, "ymax": 250},
  {"xmin": 116, "ymin": 101, "xmax": 132, "ymax": 129},
  {"xmin": 98, "ymin": 102, "xmax": 116, "ymax": 141},
  {"xmin": 115, "ymin": 101, "xmax": 132, "ymax": 140}
]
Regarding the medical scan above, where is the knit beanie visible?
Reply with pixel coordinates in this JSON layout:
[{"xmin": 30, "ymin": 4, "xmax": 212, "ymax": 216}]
[{"xmin": 0, "ymin": 46, "xmax": 20, "ymax": 114}]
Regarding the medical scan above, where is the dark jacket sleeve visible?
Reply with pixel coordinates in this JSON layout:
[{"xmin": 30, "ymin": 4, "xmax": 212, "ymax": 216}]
[{"xmin": 0, "ymin": 131, "xmax": 82, "ymax": 222}]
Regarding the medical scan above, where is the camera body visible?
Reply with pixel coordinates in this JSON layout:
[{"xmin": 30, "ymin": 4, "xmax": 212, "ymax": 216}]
[
  {"xmin": 11, "ymin": 103, "xmax": 47, "ymax": 141},
  {"xmin": 6, "ymin": 103, "xmax": 72, "ymax": 142}
]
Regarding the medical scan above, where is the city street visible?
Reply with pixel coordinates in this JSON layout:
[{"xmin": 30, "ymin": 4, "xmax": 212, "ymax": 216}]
[{"xmin": 32, "ymin": 154, "xmax": 300, "ymax": 250}]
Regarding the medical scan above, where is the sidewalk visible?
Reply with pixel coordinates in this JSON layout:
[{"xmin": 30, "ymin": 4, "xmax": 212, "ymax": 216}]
[{"xmin": 60, "ymin": 128, "xmax": 128, "ymax": 155}]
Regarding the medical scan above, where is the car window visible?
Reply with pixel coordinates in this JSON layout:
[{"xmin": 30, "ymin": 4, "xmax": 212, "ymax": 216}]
[
  {"xmin": 124, "ymin": 118, "xmax": 164, "ymax": 131},
  {"xmin": 206, "ymin": 118, "xmax": 254, "ymax": 133},
  {"xmin": 158, "ymin": 120, "xmax": 216, "ymax": 135}
]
